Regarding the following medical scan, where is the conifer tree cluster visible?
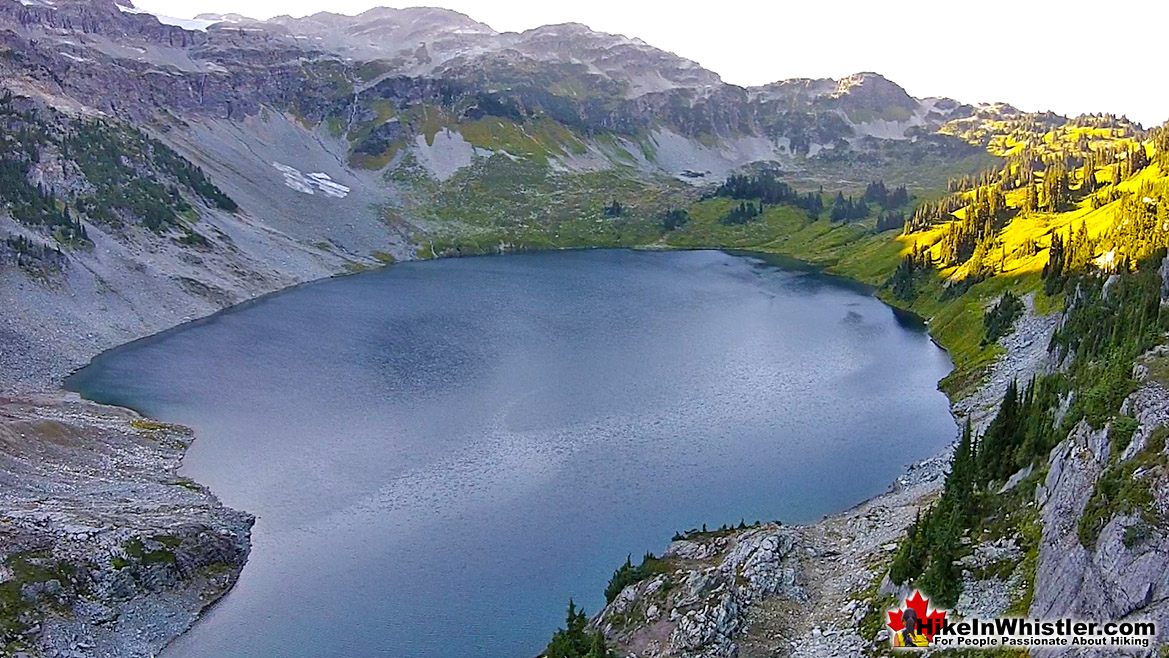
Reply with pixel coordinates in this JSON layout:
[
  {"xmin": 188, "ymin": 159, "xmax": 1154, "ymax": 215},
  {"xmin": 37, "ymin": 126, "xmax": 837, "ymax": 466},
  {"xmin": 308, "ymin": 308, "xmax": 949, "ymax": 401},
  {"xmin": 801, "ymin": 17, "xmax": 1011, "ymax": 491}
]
[
  {"xmin": 1107, "ymin": 181, "xmax": 1169, "ymax": 263},
  {"xmin": 974, "ymin": 377, "xmax": 1060, "ymax": 484},
  {"xmin": 935, "ymin": 212, "xmax": 991, "ymax": 270},
  {"xmin": 1152, "ymin": 126, "xmax": 1169, "ymax": 169},
  {"xmin": 826, "ymin": 181, "xmax": 910, "ymax": 225},
  {"xmin": 2, "ymin": 233, "xmax": 64, "ymax": 270},
  {"xmin": 1039, "ymin": 164, "xmax": 1072, "ymax": 212},
  {"xmin": 875, "ymin": 210, "xmax": 906, "ymax": 232},
  {"xmin": 720, "ymin": 201, "xmax": 762, "ymax": 225},
  {"xmin": 982, "ymin": 291, "xmax": 1023, "ymax": 345},
  {"xmin": 1080, "ymin": 152, "xmax": 1100, "ymax": 194},
  {"xmin": 1119, "ymin": 144, "xmax": 1150, "ymax": 181},
  {"xmin": 712, "ymin": 171, "xmax": 824, "ymax": 216},
  {"xmin": 829, "ymin": 192, "xmax": 869, "ymax": 222},
  {"xmin": 1050, "ymin": 258, "xmax": 1168, "ymax": 387},
  {"xmin": 0, "ymin": 96, "xmax": 238, "ymax": 244},
  {"xmin": 890, "ymin": 420, "xmax": 976, "ymax": 607},
  {"xmin": 904, "ymin": 194, "xmax": 965, "ymax": 232},
  {"xmin": 863, "ymin": 181, "xmax": 910, "ymax": 210},
  {"xmin": 1068, "ymin": 113, "xmax": 1134, "ymax": 132},
  {"xmin": 1042, "ymin": 222, "xmax": 1098, "ymax": 295},
  {"xmin": 543, "ymin": 601, "xmax": 612, "ymax": 658},
  {"xmin": 0, "ymin": 155, "xmax": 89, "ymax": 244},
  {"xmin": 947, "ymin": 169, "xmax": 1002, "ymax": 193},
  {"xmin": 604, "ymin": 552, "xmax": 666, "ymax": 603},
  {"xmin": 885, "ymin": 242, "xmax": 932, "ymax": 300}
]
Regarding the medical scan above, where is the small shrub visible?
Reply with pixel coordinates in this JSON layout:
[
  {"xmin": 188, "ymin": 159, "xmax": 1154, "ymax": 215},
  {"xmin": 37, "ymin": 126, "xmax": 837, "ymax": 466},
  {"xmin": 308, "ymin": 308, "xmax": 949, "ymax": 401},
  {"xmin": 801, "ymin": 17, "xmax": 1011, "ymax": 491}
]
[
  {"xmin": 604, "ymin": 552, "xmax": 670, "ymax": 603},
  {"xmin": 1109, "ymin": 415, "xmax": 1139, "ymax": 461},
  {"xmin": 1078, "ymin": 425, "xmax": 1168, "ymax": 549},
  {"xmin": 1123, "ymin": 521, "xmax": 1153, "ymax": 549}
]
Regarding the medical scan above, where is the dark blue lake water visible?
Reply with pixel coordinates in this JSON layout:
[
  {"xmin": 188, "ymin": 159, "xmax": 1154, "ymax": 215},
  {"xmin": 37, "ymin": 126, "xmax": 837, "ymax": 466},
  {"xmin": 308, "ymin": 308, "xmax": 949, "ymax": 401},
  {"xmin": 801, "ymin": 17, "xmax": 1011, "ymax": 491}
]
[{"xmin": 67, "ymin": 249, "xmax": 955, "ymax": 658}]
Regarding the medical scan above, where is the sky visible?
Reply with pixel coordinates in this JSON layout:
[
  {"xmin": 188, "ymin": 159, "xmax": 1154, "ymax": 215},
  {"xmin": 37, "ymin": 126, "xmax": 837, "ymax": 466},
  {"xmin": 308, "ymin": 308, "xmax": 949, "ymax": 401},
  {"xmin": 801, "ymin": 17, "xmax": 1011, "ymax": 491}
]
[{"xmin": 134, "ymin": 0, "xmax": 1166, "ymax": 127}]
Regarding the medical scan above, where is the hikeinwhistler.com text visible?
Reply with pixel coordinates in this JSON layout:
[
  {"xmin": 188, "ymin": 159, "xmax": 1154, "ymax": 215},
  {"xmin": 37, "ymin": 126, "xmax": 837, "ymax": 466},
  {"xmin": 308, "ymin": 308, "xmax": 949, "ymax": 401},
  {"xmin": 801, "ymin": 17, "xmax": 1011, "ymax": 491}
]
[{"xmin": 921, "ymin": 617, "xmax": 1157, "ymax": 649}]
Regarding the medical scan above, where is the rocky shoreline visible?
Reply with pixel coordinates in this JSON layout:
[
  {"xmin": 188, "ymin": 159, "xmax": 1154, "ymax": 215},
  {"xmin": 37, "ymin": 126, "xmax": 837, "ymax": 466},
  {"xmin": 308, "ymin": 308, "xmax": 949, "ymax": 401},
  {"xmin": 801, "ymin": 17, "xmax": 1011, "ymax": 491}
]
[
  {"xmin": 0, "ymin": 394, "xmax": 252, "ymax": 657},
  {"xmin": 2, "ymin": 258, "xmax": 1157, "ymax": 658},
  {"xmin": 2, "ymin": 248, "xmax": 969, "ymax": 658},
  {"xmin": 588, "ymin": 291, "xmax": 1067, "ymax": 658}
]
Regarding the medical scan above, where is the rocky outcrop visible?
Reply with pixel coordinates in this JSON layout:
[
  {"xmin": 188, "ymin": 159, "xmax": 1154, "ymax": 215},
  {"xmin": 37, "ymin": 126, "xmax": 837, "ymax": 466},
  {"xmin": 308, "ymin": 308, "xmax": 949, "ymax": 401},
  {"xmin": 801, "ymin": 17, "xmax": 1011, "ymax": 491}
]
[
  {"xmin": 590, "ymin": 464, "xmax": 954, "ymax": 658},
  {"xmin": 589, "ymin": 287, "xmax": 1074, "ymax": 658},
  {"xmin": 592, "ymin": 525, "xmax": 802, "ymax": 658},
  {"xmin": 1031, "ymin": 362, "xmax": 1169, "ymax": 650},
  {"xmin": 953, "ymin": 292, "xmax": 1061, "ymax": 433},
  {"xmin": 955, "ymin": 537, "xmax": 1028, "ymax": 619},
  {"xmin": 0, "ymin": 394, "xmax": 252, "ymax": 657}
]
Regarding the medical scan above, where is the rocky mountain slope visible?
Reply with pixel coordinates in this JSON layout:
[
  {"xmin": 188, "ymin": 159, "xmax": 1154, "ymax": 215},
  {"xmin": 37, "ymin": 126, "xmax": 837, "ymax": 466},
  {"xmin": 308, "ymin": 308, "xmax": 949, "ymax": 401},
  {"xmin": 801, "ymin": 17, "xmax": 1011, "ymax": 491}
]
[
  {"xmin": 0, "ymin": 1, "xmax": 1165, "ymax": 656},
  {"xmin": 0, "ymin": 0, "xmax": 1003, "ymax": 394},
  {"xmin": 586, "ymin": 292, "xmax": 1061, "ymax": 658},
  {"xmin": 0, "ymin": 395, "xmax": 252, "ymax": 657},
  {"xmin": 576, "ymin": 101, "xmax": 1169, "ymax": 658},
  {"xmin": 589, "ymin": 282, "xmax": 1169, "ymax": 658}
]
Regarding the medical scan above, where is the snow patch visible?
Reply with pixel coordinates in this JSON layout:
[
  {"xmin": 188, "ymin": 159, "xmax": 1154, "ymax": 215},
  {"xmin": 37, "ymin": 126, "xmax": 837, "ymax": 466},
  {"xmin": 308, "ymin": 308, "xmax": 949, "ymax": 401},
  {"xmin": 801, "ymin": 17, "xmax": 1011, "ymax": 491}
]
[
  {"xmin": 116, "ymin": 4, "xmax": 221, "ymax": 31},
  {"xmin": 306, "ymin": 172, "xmax": 350, "ymax": 198},
  {"xmin": 273, "ymin": 163, "xmax": 350, "ymax": 198},
  {"xmin": 18, "ymin": 0, "xmax": 55, "ymax": 7},
  {"xmin": 154, "ymin": 15, "xmax": 221, "ymax": 31}
]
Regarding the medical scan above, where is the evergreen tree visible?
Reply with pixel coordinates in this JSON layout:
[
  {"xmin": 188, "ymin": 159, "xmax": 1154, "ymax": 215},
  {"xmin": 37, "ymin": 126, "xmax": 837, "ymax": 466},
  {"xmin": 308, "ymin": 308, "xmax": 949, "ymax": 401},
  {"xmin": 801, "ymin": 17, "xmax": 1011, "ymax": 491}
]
[
  {"xmin": 720, "ymin": 201, "xmax": 761, "ymax": 225},
  {"xmin": 662, "ymin": 208, "xmax": 689, "ymax": 231},
  {"xmin": 977, "ymin": 379, "xmax": 1020, "ymax": 485},
  {"xmin": 1043, "ymin": 232, "xmax": 1066, "ymax": 294},
  {"xmin": 711, "ymin": 171, "xmax": 823, "ymax": 216},
  {"xmin": 1081, "ymin": 154, "xmax": 1098, "ymax": 193},
  {"xmin": 544, "ymin": 601, "xmax": 612, "ymax": 658},
  {"xmin": 829, "ymin": 193, "xmax": 869, "ymax": 222}
]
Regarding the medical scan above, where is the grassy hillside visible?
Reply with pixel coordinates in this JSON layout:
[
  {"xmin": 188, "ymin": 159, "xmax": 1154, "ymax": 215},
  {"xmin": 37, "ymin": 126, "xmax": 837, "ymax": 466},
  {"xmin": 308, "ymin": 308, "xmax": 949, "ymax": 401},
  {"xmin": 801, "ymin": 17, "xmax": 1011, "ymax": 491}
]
[
  {"xmin": 368, "ymin": 100, "xmax": 1169, "ymax": 417},
  {"xmin": 539, "ymin": 113, "xmax": 1169, "ymax": 658},
  {"xmin": 690, "ymin": 113, "xmax": 1169, "ymax": 396}
]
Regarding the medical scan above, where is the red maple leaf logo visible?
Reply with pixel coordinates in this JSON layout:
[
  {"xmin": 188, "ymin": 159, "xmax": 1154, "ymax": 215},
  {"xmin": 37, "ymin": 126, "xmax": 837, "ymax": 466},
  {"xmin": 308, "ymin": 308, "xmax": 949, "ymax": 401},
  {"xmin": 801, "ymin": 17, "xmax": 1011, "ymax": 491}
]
[{"xmin": 886, "ymin": 590, "xmax": 947, "ymax": 641}]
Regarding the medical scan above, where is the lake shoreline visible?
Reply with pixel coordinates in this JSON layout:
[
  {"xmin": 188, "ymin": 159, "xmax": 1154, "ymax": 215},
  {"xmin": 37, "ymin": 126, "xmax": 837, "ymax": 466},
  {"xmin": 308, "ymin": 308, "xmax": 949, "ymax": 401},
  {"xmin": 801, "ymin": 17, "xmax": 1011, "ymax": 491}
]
[
  {"xmin": 5, "ymin": 245, "xmax": 1010, "ymax": 658},
  {"xmin": 583, "ymin": 288, "xmax": 1061, "ymax": 658}
]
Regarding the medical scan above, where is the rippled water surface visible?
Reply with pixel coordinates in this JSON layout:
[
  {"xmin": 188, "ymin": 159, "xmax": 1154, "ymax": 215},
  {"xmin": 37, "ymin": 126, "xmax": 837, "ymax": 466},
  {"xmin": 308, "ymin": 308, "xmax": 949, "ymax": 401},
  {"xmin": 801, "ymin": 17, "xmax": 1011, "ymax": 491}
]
[{"xmin": 68, "ymin": 249, "xmax": 955, "ymax": 658}]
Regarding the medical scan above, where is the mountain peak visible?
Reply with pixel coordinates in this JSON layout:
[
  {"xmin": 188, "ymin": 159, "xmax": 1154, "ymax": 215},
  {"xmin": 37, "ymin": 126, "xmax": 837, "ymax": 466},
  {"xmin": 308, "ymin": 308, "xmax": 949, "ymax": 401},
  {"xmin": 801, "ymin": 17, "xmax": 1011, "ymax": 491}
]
[{"xmin": 834, "ymin": 72, "xmax": 906, "ymax": 96}]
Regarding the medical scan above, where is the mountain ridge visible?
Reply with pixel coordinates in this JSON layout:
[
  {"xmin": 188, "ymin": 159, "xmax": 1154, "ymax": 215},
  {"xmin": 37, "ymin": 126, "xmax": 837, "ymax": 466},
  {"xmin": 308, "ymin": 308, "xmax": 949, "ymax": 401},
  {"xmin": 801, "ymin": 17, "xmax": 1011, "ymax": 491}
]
[{"xmin": 0, "ymin": 2, "xmax": 1166, "ymax": 657}]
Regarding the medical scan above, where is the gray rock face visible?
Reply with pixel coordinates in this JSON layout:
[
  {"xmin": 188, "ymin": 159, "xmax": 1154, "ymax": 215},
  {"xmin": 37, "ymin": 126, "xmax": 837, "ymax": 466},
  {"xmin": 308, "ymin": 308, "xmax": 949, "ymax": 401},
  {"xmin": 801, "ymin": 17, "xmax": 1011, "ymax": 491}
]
[
  {"xmin": 0, "ymin": 394, "xmax": 252, "ymax": 657},
  {"xmin": 956, "ymin": 537, "xmax": 1027, "ymax": 619},
  {"xmin": 593, "ymin": 526, "xmax": 801, "ymax": 658},
  {"xmin": 952, "ymin": 292, "xmax": 1061, "ymax": 434},
  {"xmin": 1031, "ymin": 375, "xmax": 1169, "ymax": 652}
]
